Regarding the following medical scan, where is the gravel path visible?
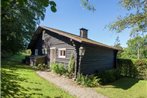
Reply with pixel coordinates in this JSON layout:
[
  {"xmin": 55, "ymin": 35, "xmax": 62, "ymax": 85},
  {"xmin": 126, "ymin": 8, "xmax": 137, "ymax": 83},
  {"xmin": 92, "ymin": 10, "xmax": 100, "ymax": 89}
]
[{"xmin": 37, "ymin": 71, "xmax": 108, "ymax": 98}]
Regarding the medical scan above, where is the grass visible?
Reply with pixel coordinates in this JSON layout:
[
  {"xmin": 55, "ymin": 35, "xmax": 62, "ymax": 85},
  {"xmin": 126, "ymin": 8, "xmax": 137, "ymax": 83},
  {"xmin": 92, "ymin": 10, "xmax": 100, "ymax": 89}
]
[
  {"xmin": 96, "ymin": 78, "xmax": 147, "ymax": 98},
  {"xmin": 1, "ymin": 54, "xmax": 75, "ymax": 98}
]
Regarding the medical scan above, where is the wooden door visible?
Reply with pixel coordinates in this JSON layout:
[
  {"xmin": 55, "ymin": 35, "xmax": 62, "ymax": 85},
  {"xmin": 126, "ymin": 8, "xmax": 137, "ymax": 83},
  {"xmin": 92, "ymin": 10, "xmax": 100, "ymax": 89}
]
[{"xmin": 50, "ymin": 47, "xmax": 56, "ymax": 63}]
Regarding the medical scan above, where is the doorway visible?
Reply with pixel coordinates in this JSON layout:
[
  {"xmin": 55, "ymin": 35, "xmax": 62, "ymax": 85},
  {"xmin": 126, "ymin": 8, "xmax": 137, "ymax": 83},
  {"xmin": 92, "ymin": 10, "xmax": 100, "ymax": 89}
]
[{"xmin": 50, "ymin": 47, "xmax": 56, "ymax": 63}]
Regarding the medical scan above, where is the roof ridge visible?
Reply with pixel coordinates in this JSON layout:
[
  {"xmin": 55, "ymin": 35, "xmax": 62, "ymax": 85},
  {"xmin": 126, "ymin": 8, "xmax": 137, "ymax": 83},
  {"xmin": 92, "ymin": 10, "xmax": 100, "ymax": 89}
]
[{"xmin": 40, "ymin": 26, "xmax": 121, "ymax": 50}]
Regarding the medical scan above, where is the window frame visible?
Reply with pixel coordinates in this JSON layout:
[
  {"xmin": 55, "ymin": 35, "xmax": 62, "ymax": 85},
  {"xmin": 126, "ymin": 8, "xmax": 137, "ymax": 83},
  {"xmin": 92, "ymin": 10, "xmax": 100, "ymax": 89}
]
[
  {"xmin": 35, "ymin": 49, "xmax": 38, "ymax": 56},
  {"xmin": 58, "ymin": 48, "xmax": 66, "ymax": 58}
]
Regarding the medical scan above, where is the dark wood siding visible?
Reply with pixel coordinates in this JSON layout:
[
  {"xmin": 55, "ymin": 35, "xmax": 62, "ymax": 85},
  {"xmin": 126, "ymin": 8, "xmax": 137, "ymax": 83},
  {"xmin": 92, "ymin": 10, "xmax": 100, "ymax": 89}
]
[
  {"xmin": 30, "ymin": 28, "xmax": 117, "ymax": 75},
  {"xmin": 36, "ymin": 34, "xmax": 44, "ymax": 55},
  {"xmin": 43, "ymin": 30, "xmax": 76, "ymax": 66},
  {"xmin": 80, "ymin": 45, "xmax": 115, "ymax": 74}
]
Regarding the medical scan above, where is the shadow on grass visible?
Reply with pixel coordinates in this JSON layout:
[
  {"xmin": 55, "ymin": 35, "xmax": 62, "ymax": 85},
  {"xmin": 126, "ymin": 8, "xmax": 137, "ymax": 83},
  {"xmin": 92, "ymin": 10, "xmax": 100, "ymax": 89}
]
[
  {"xmin": 1, "ymin": 57, "xmax": 64, "ymax": 98},
  {"xmin": 1, "ymin": 59, "xmax": 44, "ymax": 98},
  {"xmin": 107, "ymin": 77, "xmax": 139, "ymax": 90},
  {"xmin": 1, "ymin": 69, "xmax": 27, "ymax": 98}
]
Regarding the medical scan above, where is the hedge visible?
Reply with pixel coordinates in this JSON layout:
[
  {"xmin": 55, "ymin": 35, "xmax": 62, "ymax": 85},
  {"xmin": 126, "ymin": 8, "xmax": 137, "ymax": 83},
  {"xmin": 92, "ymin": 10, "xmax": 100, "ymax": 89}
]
[{"xmin": 117, "ymin": 59, "xmax": 147, "ymax": 80}]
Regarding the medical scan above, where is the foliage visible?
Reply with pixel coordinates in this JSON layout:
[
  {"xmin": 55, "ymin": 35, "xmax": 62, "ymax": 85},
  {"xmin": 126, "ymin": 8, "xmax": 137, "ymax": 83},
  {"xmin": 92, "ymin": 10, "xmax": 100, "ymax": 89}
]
[
  {"xmin": 135, "ymin": 59, "xmax": 147, "ymax": 79},
  {"xmin": 36, "ymin": 63, "xmax": 49, "ymax": 71},
  {"xmin": 117, "ymin": 59, "xmax": 147, "ymax": 79},
  {"xmin": 35, "ymin": 56, "xmax": 46, "ymax": 65},
  {"xmin": 114, "ymin": 36, "xmax": 121, "ymax": 48},
  {"xmin": 117, "ymin": 59, "xmax": 137, "ymax": 77},
  {"xmin": 67, "ymin": 53, "xmax": 75, "ymax": 77},
  {"xmin": 76, "ymin": 74, "xmax": 99, "ymax": 87},
  {"xmin": 50, "ymin": 53, "xmax": 75, "ymax": 77},
  {"xmin": 114, "ymin": 36, "xmax": 123, "ymax": 58},
  {"xmin": 109, "ymin": 0, "xmax": 147, "ymax": 35},
  {"xmin": 120, "ymin": 35, "xmax": 147, "ymax": 59},
  {"xmin": 98, "ymin": 69, "xmax": 121, "ymax": 84},
  {"xmin": 80, "ymin": 0, "xmax": 96, "ymax": 11},
  {"xmin": 1, "ymin": 0, "xmax": 57, "ymax": 57},
  {"xmin": 50, "ymin": 63, "xmax": 68, "ymax": 75},
  {"xmin": 1, "ymin": 56, "xmax": 73, "ymax": 98},
  {"xmin": 96, "ymin": 77, "xmax": 147, "ymax": 98}
]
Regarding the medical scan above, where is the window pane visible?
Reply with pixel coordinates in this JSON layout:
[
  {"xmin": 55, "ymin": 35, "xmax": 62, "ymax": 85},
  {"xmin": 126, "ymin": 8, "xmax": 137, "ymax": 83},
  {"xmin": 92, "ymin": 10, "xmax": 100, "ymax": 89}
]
[
  {"xmin": 63, "ymin": 50, "xmax": 65, "ymax": 56},
  {"xmin": 44, "ymin": 48, "xmax": 47, "ymax": 54},
  {"xmin": 60, "ymin": 50, "xmax": 62, "ymax": 56},
  {"xmin": 58, "ymin": 48, "xmax": 66, "ymax": 58},
  {"xmin": 35, "ymin": 49, "xmax": 38, "ymax": 56},
  {"xmin": 42, "ymin": 49, "xmax": 44, "ymax": 54}
]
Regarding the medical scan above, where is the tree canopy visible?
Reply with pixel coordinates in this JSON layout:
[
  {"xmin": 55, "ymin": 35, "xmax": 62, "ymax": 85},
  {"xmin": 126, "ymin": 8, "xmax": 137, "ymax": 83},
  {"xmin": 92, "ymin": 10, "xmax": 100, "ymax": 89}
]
[
  {"xmin": 109, "ymin": 0, "xmax": 147, "ymax": 36},
  {"xmin": 80, "ymin": 0, "xmax": 96, "ymax": 11},
  {"xmin": 120, "ymin": 35, "xmax": 147, "ymax": 59},
  {"xmin": 1, "ymin": 0, "xmax": 56, "ymax": 57}
]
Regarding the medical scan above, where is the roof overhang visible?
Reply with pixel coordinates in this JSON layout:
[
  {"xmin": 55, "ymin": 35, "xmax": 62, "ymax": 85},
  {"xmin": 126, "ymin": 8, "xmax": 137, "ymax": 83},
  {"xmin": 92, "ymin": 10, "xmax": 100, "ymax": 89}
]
[{"xmin": 28, "ymin": 26, "xmax": 122, "ymax": 51}]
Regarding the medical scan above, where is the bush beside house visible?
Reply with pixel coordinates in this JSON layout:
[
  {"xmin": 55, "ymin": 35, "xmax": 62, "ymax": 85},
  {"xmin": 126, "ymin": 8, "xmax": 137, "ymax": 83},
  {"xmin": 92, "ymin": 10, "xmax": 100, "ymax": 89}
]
[
  {"xmin": 117, "ymin": 59, "xmax": 147, "ymax": 80},
  {"xmin": 33, "ymin": 56, "xmax": 147, "ymax": 87},
  {"xmin": 50, "ymin": 63, "xmax": 68, "ymax": 75},
  {"xmin": 97, "ymin": 69, "xmax": 121, "ymax": 84},
  {"xmin": 76, "ymin": 74, "xmax": 100, "ymax": 87}
]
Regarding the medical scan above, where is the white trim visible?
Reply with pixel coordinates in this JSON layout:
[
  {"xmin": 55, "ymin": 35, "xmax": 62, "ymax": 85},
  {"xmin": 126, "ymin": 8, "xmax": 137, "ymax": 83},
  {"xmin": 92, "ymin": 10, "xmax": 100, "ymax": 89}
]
[
  {"xmin": 44, "ymin": 48, "xmax": 48, "ymax": 54},
  {"xmin": 35, "ymin": 49, "xmax": 38, "ymax": 56},
  {"xmin": 58, "ymin": 48, "xmax": 66, "ymax": 58},
  {"xmin": 59, "ymin": 56, "xmax": 66, "ymax": 58},
  {"xmin": 58, "ymin": 48, "xmax": 66, "ymax": 50},
  {"xmin": 42, "ymin": 49, "xmax": 45, "ymax": 54},
  {"xmin": 50, "ymin": 47, "xmax": 56, "ymax": 49},
  {"xmin": 50, "ymin": 47, "xmax": 56, "ymax": 63}
]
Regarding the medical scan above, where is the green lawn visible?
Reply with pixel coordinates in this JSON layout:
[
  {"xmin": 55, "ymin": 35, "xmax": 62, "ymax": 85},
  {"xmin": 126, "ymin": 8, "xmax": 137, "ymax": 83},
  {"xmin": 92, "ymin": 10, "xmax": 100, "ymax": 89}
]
[
  {"xmin": 96, "ymin": 78, "xmax": 147, "ymax": 98},
  {"xmin": 1, "ymin": 54, "xmax": 74, "ymax": 98}
]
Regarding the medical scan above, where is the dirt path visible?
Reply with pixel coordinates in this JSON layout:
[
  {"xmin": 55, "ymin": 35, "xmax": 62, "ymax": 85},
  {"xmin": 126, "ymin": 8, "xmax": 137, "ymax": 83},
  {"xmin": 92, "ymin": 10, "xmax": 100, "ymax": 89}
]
[{"xmin": 37, "ymin": 71, "xmax": 108, "ymax": 98}]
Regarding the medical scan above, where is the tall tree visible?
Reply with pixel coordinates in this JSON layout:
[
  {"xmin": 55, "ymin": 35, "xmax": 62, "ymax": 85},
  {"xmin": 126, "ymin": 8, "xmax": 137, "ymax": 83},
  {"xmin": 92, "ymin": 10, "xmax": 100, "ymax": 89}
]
[
  {"xmin": 121, "ymin": 35, "xmax": 147, "ymax": 59},
  {"xmin": 1, "ymin": 0, "xmax": 56, "ymax": 57},
  {"xmin": 114, "ymin": 36, "xmax": 121, "ymax": 48},
  {"xmin": 114, "ymin": 36, "xmax": 123, "ymax": 58},
  {"xmin": 109, "ymin": 0, "xmax": 147, "ymax": 36}
]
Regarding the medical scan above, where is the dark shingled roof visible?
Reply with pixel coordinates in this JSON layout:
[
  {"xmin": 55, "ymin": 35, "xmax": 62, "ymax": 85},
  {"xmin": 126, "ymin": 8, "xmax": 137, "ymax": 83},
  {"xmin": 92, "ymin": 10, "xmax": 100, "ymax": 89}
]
[{"xmin": 28, "ymin": 26, "xmax": 121, "ymax": 50}]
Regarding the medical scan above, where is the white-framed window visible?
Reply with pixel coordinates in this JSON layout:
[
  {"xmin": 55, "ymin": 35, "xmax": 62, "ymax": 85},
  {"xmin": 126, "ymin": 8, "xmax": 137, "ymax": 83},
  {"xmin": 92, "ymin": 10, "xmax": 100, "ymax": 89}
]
[
  {"xmin": 35, "ymin": 49, "xmax": 38, "ymax": 56},
  {"xmin": 42, "ymin": 49, "xmax": 44, "ymax": 54},
  {"xmin": 44, "ymin": 48, "xmax": 48, "ymax": 54},
  {"xmin": 58, "ymin": 48, "xmax": 66, "ymax": 58},
  {"xmin": 42, "ymin": 48, "xmax": 48, "ymax": 55}
]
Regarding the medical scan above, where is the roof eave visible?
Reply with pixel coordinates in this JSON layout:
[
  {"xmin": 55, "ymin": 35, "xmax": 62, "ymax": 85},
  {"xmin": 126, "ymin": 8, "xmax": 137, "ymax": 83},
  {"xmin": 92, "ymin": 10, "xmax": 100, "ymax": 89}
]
[
  {"xmin": 82, "ymin": 41, "xmax": 121, "ymax": 51},
  {"xmin": 41, "ymin": 26, "xmax": 82, "ymax": 43}
]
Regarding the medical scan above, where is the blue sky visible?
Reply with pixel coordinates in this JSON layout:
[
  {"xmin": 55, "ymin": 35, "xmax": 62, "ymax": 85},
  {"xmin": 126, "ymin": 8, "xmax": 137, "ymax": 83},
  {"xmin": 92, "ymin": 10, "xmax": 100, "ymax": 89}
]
[{"xmin": 40, "ymin": 0, "xmax": 131, "ymax": 47}]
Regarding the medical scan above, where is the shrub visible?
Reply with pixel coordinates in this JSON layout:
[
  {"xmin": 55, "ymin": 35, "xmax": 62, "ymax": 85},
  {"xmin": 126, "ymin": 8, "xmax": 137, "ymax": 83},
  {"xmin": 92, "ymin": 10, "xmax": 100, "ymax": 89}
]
[
  {"xmin": 36, "ymin": 63, "xmax": 49, "ymax": 70},
  {"xmin": 67, "ymin": 53, "xmax": 75, "ymax": 78},
  {"xmin": 117, "ymin": 59, "xmax": 147, "ymax": 80},
  {"xmin": 134, "ymin": 59, "xmax": 147, "ymax": 79},
  {"xmin": 98, "ymin": 69, "xmax": 121, "ymax": 84},
  {"xmin": 35, "ymin": 56, "xmax": 46, "ymax": 65},
  {"xmin": 50, "ymin": 63, "xmax": 67, "ymax": 75},
  {"xmin": 76, "ymin": 74, "xmax": 99, "ymax": 87},
  {"xmin": 68, "ymin": 53, "xmax": 75, "ymax": 74},
  {"xmin": 117, "ymin": 59, "xmax": 137, "ymax": 78}
]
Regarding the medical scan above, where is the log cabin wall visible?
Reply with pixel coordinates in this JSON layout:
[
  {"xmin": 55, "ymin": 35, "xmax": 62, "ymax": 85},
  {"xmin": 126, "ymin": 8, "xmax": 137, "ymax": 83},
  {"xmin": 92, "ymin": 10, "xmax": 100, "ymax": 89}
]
[
  {"xmin": 43, "ymin": 30, "xmax": 77, "ymax": 66},
  {"xmin": 80, "ymin": 45, "xmax": 116, "ymax": 74}
]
